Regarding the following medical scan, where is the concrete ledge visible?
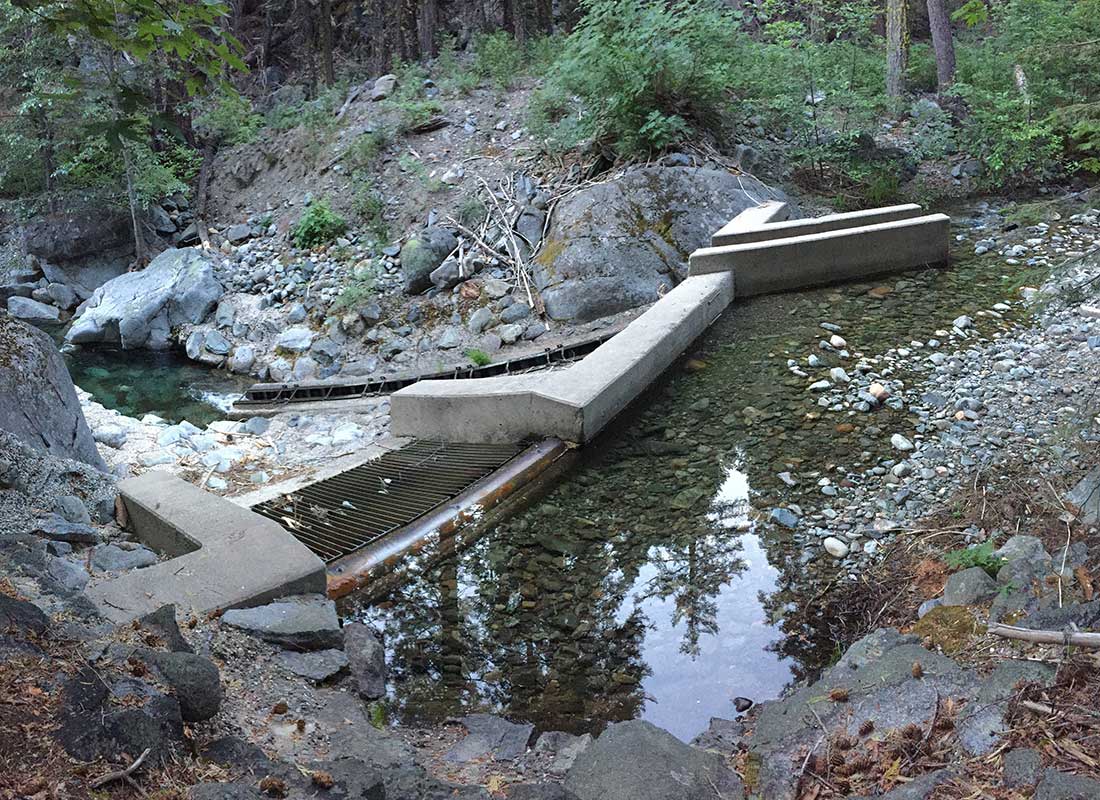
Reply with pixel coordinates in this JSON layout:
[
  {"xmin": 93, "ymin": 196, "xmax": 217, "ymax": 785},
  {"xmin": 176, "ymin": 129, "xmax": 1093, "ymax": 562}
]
[
  {"xmin": 711, "ymin": 203, "xmax": 923, "ymax": 247},
  {"xmin": 391, "ymin": 272, "xmax": 734, "ymax": 444},
  {"xmin": 689, "ymin": 214, "xmax": 950, "ymax": 296},
  {"xmin": 710, "ymin": 201, "xmax": 792, "ymax": 242},
  {"xmin": 390, "ymin": 203, "xmax": 951, "ymax": 446},
  {"xmin": 86, "ymin": 471, "xmax": 326, "ymax": 623}
]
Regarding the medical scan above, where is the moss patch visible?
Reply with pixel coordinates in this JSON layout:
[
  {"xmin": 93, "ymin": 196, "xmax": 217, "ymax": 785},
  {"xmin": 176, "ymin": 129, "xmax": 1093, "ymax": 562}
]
[{"xmin": 910, "ymin": 605, "xmax": 981, "ymax": 655}]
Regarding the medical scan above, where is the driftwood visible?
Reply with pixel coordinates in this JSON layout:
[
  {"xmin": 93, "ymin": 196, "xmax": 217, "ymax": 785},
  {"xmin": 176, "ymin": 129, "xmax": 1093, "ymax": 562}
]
[
  {"xmin": 988, "ymin": 622, "xmax": 1100, "ymax": 649},
  {"xmin": 90, "ymin": 747, "xmax": 151, "ymax": 795}
]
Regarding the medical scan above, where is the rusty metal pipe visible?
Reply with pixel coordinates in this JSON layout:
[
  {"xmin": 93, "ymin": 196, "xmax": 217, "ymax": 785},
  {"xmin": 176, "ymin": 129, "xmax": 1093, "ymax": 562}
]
[{"xmin": 326, "ymin": 437, "xmax": 569, "ymax": 600}]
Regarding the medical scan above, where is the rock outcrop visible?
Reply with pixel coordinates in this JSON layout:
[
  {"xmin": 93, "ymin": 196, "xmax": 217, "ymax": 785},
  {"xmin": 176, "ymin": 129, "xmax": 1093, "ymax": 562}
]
[
  {"xmin": 0, "ymin": 315, "xmax": 107, "ymax": 470},
  {"xmin": 531, "ymin": 166, "xmax": 787, "ymax": 321},
  {"xmin": 67, "ymin": 248, "xmax": 223, "ymax": 349}
]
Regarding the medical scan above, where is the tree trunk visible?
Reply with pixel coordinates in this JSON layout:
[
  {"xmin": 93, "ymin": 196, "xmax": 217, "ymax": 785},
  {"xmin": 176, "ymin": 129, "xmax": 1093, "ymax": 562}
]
[
  {"xmin": 319, "ymin": 0, "xmax": 335, "ymax": 85},
  {"xmin": 925, "ymin": 0, "xmax": 955, "ymax": 90},
  {"xmin": 121, "ymin": 145, "xmax": 146, "ymax": 267},
  {"xmin": 417, "ymin": 0, "xmax": 438, "ymax": 60},
  {"xmin": 886, "ymin": 0, "xmax": 909, "ymax": 99}
]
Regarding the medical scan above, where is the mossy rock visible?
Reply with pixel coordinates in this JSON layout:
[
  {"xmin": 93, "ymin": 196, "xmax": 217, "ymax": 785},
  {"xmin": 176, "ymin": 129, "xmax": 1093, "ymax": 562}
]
[{"xmin": 911, "ymin": 605, "xmax": 982, "ymax": 655}]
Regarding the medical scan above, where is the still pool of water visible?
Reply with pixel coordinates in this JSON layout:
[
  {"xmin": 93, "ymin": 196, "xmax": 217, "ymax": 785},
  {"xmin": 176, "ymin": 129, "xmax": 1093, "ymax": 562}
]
[
  {"xmin": 64, "ymin": 346, "xmax": 250, "ymax": 428},
  {"xmin": 349, "ymin": 216, "xmax": 1035, "ymax": 741}
]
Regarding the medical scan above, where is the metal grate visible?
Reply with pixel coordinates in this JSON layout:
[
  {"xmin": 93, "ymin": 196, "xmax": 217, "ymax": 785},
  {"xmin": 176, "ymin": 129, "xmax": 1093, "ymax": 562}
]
[
  {"xmin": 251, "ymin": 439, "xmax": 524, "ymax": 562},
  {"xmin": 234, "ymin": 329, "xmax": 618, "ymax": 409}
]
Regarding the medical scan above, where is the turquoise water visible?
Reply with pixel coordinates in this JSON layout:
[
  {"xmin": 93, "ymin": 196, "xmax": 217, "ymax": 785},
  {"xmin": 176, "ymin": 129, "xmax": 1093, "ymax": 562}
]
[
  {"xmin": 64, "ymin": 346, "xmax": 249, "ymax": 427},
  {"xmin": 348, "ymin": 219, "xmax": 1033, "ymax": 742}
]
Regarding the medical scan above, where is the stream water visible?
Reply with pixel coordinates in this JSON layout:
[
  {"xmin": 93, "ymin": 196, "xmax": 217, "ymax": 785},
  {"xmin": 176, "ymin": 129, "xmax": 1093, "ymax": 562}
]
[
  {"xmin": 348, "ymin": 211, "xmax": 1035, "ymax": 742},
  {"xmin": 63, "ymin": 345, "xmax": 249, "ymax": 428}
]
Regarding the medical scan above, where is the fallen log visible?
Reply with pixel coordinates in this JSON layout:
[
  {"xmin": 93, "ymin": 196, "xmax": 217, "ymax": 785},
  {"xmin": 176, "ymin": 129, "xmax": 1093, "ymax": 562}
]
[{"xmin": 988, "ymin": 622, "xmax": 1100, "ymax": 649}]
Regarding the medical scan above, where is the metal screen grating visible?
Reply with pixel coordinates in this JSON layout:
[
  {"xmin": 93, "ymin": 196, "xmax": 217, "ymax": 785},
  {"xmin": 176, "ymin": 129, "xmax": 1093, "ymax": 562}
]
[{"xmin": 251, "ymin": 439, "xmax": 524, "ymax": 562}]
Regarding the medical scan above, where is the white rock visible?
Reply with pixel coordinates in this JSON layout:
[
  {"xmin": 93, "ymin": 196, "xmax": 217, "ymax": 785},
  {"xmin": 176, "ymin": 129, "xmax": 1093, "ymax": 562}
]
[
  {"xmin": 823, "ymin": 537, "xmax": 849, "ymax": 558},
  {"xmin": 890, "ymin": 433, "xmax": 914, "ymax": 451}
]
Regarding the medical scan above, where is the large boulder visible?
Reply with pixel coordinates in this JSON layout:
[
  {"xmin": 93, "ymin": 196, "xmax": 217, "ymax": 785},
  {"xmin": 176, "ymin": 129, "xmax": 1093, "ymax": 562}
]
[
  {"xmin": 400, "ymin": 226, "xmax": 457, "ymax": 294},
  {"xmin": 0, "ymin": 315, "xmax": 107, "ymax": 470},
  {"xmin": 66, "ymin": 248, "xmax": 222, "ymax": 349},
  {"xmin": 564, "ymin": 720, "xmax": 742, "ymax": 800},
  {"xmin": 22, "ymin": 205, "xmax": 132, "ymax": 266},
  {"xmin": 532, "ymin": 166, "xmax": 787, "ymax": 321}
]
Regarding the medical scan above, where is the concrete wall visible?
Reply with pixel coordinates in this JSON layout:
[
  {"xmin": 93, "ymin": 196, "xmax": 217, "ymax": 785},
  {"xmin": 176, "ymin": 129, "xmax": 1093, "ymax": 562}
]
[
  {"xmin": 86, "ymin": 471, "xmax": 326, "ymax": 623},
  {"xmin": 711, "ymin": 203, "xmax": 923, "ymax": 247},
  {"xmin": 689, "ymin": 214, "xmax": 951, "ymax": 297},
  {"xmin": 390, "ymin": 202, "xmax": 950, "ymax": 445}
]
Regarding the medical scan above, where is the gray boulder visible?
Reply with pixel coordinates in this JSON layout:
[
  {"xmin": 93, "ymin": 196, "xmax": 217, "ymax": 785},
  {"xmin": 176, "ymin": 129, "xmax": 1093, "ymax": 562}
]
[
  {"xmin": 7, "ymin": 296, "xmax": 60, "ymax": 324},
  {"xmin": 564, "ymin": 720, "xmax": 742, "ymax": 800},
  {"xmin": 1034, "ymin": 768, "xmax": 1100, "ymax": 799},
  {"xmin": 942, "ymin": 566, "xmax": 998, "ymax": 606},
  {"xmin": 151, "ymin": 651, "xmax": 223, "ymax": 721},
  {"xmin": 0, "ymin": 315, "xmax": 107, "ymax": 470},
  {"xmin": 23, "ymin": 205, "xmax": 132, "ymax": 266},
  {"xmin": 66, "ymin": 248, "xmax": 222, "ymax": 349},
  {"xmin": 401, "ymin": 227, "xmax": 457, "ymax": 294},
  {"xmin": 445, "ymin": 714, "xmax": 534, "ymax": 763},
  {"xmin": 532, "ymin": 166, "xmax": 787, "ymax": 321},
  {"xmin": 275, "ymin": 648, "xmax": 349, "ymax": 682},
  {"xmin": 221, "ymin": 594, "xmax": 342, "ymax": 651},
  {"xmin": 344, "ymin": 621, "xmax": 386, "ymax": 699}
]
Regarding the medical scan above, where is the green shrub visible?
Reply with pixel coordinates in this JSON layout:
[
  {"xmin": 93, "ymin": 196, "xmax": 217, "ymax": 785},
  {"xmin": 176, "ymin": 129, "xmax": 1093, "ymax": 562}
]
[
  {"xmin": 194, "ymin": 89, "xmax": 263, "ymax": 146},
  {"xmin": 473, "ymin": 31, "xmax": 525, "ymax": 89},
  {"xmin": 435, "ymin": 34, "xmax": 479, "ymax": 95},
  {"xmin": 458, "ymin": 196, "xmax": 487, "ymax": 228},
  {"xmin": 944, "ymin": 542, "xmax": 1006, "ymax": 579},
  {"xmin": 351, "ymin": 180, "xmax": 389, "ymax": 240},
  {"xmin": 333, "ymin": 261, "xmax": 379, "ymax": 311},
  {"xmin": 906, "ymin": 43, "xmax": 939, "ymax": 94},
  {"xmin": 345, "ymin": 128, "xmax": 391, "ymax": 172},
  {"xmin": 292, "ymin": 199, "xmax": 347, "ymax": 249},
  {"xmin": 384, "ymin": 63, "xmax": 444, "ymax": 133},
  {"xmin": 466, "ymin": 348, "xmax": 492, "ymax": 366},
  {"xmin": 533, "ymin": 0, "xmax": 743, "ymax": 156}
]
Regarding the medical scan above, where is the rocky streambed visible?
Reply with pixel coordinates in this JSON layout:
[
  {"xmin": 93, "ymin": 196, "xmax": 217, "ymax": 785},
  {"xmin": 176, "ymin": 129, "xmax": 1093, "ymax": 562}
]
[{"xmin": 348, "ymin": 198, "xmax": 1100, "ymax": 744}]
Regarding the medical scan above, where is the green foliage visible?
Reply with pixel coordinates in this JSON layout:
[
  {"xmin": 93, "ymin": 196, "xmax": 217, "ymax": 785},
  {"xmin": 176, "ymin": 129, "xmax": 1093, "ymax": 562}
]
[
  {"xmin": 194, "ymin": 89, "xmax": 263, "ymax": 146},
  {"xmin": 458, "ymin": 196, "xmax": 488, "ymax": 228},
  {"xmin": 944, "ymin": 542, "xmax": 1006, "ymax": 579},
  {"xmin": 952, "ymin": 0, "xmax": 990, "ymax": 27},
  {"xmin": 906, "ymin": 43, "xmax": 939, "ymax": 94},
  {"xmin": 292, "ymin": 199, "xmax": 347, "ymax": 249},
  {"xmin": 473, "ymin": 31, "xmax": 525, "ymax": 89},
  {"xmin": 383, "ymin": 64, "xmax": 444, "ymax": 133},
  {"xmin": 435, "ymin": 35, "xmax": 479, "ymax": 95},
  {"xmin": 466, "ymin": 348, "xmax": 492, "ymax": 367},
  {"xmin": 334, "ymin": 261, "xmax": 379, "ymax": 311},
  {"xmin": 534, "ymin": 0, "xmax": 743, "ymax": 156},
  {"xmin": 345, "ymin": 128, "xmax": 392, "ymax": 172},
  {"xmin": 910, "ymin": 100, "xmax": 956, "ymax": 159},
  {"xmin": 351, "ymin": 179, "xmax": 389, "ymax": 240}
]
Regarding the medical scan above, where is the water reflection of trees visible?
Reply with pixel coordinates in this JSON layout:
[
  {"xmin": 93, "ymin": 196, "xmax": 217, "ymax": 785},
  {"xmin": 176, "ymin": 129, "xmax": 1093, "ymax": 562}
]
[{"xmin": 365, "ymin": 440, "xmax": 757, "ymax": 733}]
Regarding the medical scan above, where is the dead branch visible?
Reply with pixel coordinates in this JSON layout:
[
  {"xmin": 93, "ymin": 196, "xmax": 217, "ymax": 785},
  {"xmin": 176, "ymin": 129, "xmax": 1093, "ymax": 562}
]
[
  {"xmin": 988, "ymin": 623, "xmax": 1100, "ymax": 649},
  {"xmin": 90, "ymin": 747, "xmax": 152, "ymax": 795}
]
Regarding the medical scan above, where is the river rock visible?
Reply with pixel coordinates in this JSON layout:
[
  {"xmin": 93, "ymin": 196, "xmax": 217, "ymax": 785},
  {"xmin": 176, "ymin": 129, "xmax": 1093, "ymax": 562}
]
[
  {"xmin": 444, "ymin": 714, "xmax": 534, "ymax": 762},
  {"xmin": 532, "ymin": 166, "xmax": 787, "ymax": 321},
  {"xmin": 0, "ymin": 316, "xmax": 108, "ymax": 470},
  {"xmin": 276, "ymin": 326, "xmax": 314, "ymax": 353},
  {"xmin": 344, "ymin": 622, "xmax": 386, "ymax": 699},
  {"xmin": 221, "ymin": 594, "xmax": 342, "ymax": 651},
  {"xmin": 228, "ymin": 345, "xmax": 256, "ymax": 374},
  {"xmin": 23, "ymin": 204, "xmax": 132, "ymax": 280},
  {"xmin": 92, "ymin": 543, "xmax": 158, "ymax": 572},
  {"xmin": 823, "ymin": 537, "xmax": 849, "ymax": 558},
  {"xmin": 275, "ymin": 648, "xmax": 349, "ymax": 682},
  {"xmin": 1033, "ymin": 768, "xmax": 1100, "ymax": 800},
  {"xmin": 564, "ymin": 719, "xmax": 742, "ymax": 800},
  {"xmin": 151, "ymin": 651, "xmax": 223, "ymax": 721},
  {"xmin": 8, "ymin": 296, "xmax": 61, "ymax": 324},
  {"xmin": 66, "ymin": 248, "xmax": 222, "ymax": 349},
  {"xmin": 942, "ymin": 567, "xmax": 997, "ymax": 606},
  {"xmin": 401, "ymin": 226, "xmax": 457, "ymax": 294}
]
